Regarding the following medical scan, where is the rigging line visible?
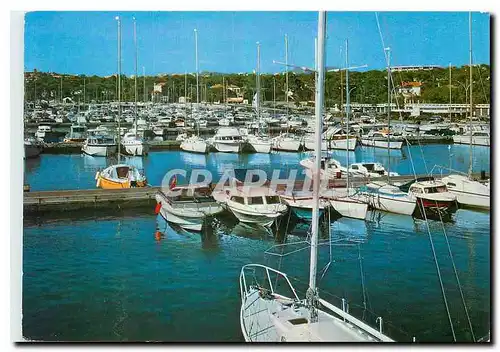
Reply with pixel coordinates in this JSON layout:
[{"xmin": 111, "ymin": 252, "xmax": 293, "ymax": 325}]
[
  {"xmin": 473, "ymin": 57, "xmax": 489, "ymax": 104},
  {"xmin": 358, "ymin": 243, "xmax": 367, "ymax": 312},
  {"xmin": 417, "ymin": 199, "xmax": 457, "ymax": 341},
  {"xmin": 375, "ymin": 12, "xmax": 417, "ymax": 180},
  {"xmin": 434, "ymin": 200, "xmax": 476, "ymax": 341}
]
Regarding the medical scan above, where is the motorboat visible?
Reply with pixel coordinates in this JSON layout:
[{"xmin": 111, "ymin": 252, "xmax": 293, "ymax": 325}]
[
  {"xmin": 180, "ymin": 135, "xmax": 209, "ymax": 154},
  {"xmin": 212, "ymin": 127, "xmax": 244, "ymax": 153},
  {"xmin": 63, "ymin": 124, "xmax": 88, "ymax": 143},
  {"xmin": 407, "ymin": 179, "xmax": 458, "ymax": 215},
  {"xmin": 348, "ymin": 162, "xmax": 399, "ymax": 178},
  {"xmin": 361, "ymin": 130, "xmax": 403, "ymax": 149},
  {"xmin": 300, "ymin": 156, "xmax": 348, "ymax": 180},
  {"xmin": 24, "ymin": 137, "xmax": 43, "ymax": 159},
  {"xmin": 82, "ymin": 135, "xmax": 117, "ymax": 157},
  {"xmin": 95, "ymin": 163, "xmax": 147, "ymax": 189},
  {"xmin": 121, "ymin": 132, "xmax": 149, "ymax": 156},
  {"xmin": 214, "ymin": 185, "xmax": 288, "ymax": 227},
  {"xmin": 441, "ymin": 174, "xmax": 490, "ymax": 209},
  {"xmin": 155, "ymin": 184, "xmax": 224, "ymax": 232},
  {"xmin": 453, "ymin": 131, "xmax": 490, "ymax": 146},
  {"xmin": 357, "ymin": 181, "xmax": 416, "ymax": 216}
]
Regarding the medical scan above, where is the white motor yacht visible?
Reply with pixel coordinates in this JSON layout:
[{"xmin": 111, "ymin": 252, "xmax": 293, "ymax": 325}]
[
  {"xmin": 121, "ymin": 132, "xmax": 149, "ymax": 156},
  {"xmin": 82, "ymin": 135, "xmax": 117, "ymax": 157},
  {"xmin": 212, "ymin": 127, "xmax": 243, "ymax": 153},
  {"xmin": 180, "ymin": 135, "xmax": 209, "ymax": 154}
]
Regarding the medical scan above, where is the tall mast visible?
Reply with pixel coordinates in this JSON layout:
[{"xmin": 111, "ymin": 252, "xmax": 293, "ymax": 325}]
[
  {"xmin": 285, "ymin": 34, "xmax": 289, "ymax": 119},
  {"xmin": 307, "ymin": 11, "xmax": 326, "ymax": 321},
  {"xmin": 194, "ymin": 29, "xmax": 199, "ymax": 106},
  {"xmin": 134, "ymin": 17, "xmax": 138, "ymax": 136},
  {"xmin": 345, "ymin": 39, "xmax": 350, "ymax": 190},
  {"xmin": 449, "ymin": 62, "xmax": 452, "ymax": 121},
  {"xmin": 256, "ymin": 42, "xmax": 261, "ymax": 133},
  {"xmin": 385, "ymin": 47, "xmax": 391, "ymax": 183},
  {"xmin": 184, "ymin": 71, "xmax": 188, "ymax": 119},
  {"xmin": 468, "ymin": 12, "xmax": 473, "ymax": 178},
  {"xmin": 116, "ymin": 16, "xmax": 121, "ymax": 163},
  {"xmin": 143, "ymin": 66, "xmax": 146, "ymax": 102}
]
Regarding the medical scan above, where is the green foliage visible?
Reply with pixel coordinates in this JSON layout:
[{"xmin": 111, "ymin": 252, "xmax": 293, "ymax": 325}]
[{"xmin": 24, "ymin": 65, "xmax": 490, "ymax": 105}]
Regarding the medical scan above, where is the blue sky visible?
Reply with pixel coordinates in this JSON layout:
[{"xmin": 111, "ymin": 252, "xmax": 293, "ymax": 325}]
[{"xmin": 24, "ymin": 11, "xmax": 490, "ymax": 76}]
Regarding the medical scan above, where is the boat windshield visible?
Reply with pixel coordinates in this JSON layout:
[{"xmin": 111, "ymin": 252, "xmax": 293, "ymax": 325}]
[
  {"xmin": 424, "ymin": 186, "xmax": 447, "ymax": 194},
  {"xmin": 248, "ymin": 196, "xmax": 264, "ymax": 205},
  {"xmin": 265, "ymin": 196, "xmax": 281, "ymax": 204}
]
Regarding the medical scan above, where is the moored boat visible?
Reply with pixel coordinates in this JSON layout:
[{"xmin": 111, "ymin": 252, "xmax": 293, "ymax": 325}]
[
  {"xmin": 155, "ymin": 184, "xmax": 224, "ymax": 231},
  {"xmin": 82, "ymin": 135, "xmax": 117, "ymax": 157},
  {"xmin": 96, "ymin": 163, "xmax": 147, "ymax": 189}
]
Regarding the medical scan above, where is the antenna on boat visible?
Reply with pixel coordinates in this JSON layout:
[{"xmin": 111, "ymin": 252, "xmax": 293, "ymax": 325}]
[
  {"xmin": 306, "ymin": 10, "xmax": 326, "ymax": 323},
  {"xmin": 116, "ymin": 15, "xmax": 121, "ymax": 164}
]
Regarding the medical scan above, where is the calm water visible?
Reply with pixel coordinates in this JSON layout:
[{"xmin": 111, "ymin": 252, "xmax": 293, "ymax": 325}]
[
  {"xmin": 22, "ymin": 144, "xmax": 491, "ymax": 342},
  {"xmin": 24, "ymin": 144, "xmax": 490, "ymax": 191}
]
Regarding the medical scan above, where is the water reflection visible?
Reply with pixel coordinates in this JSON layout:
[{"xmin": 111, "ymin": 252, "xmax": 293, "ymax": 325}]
[
  {"xmin": 82, "ymin": 154, "xmax": 111, "ymax": 172},
  {"xmin": 24, "ymin": 157, "xmax": 41, "ymax": 173},
  {"xmin": 180, "ymin": 152, "xmax": 208, "ymax": 168}
]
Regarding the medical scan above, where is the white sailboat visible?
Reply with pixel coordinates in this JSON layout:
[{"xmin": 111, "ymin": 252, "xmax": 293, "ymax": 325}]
[
  {"xmin": 122, "ymin": 17, "xmax": 149, "ymax": 157},
  {"xmin": 247, "ymin": 42, "xmax": 272, "ymax": 154},
  {"xmin": 442, "ymin": 14, "xmax": 490, "ymax": 209},
  {"xmin": 322, "ymin": 39, "xmax": 368, "ymax": 221},
  {"xmin": 354, "ymin": 46, "xmax": 415, "ymax": 216},
  {"xmin": 96, "ymin": 16, "xmax": 147, "ymax": 190},
  {"xmin": 239, "ymin": 13, "xmax": 394, "ymax": 342},
  {"xmin": 180, "ymin": 28, "xmax": 209, "ymax": 154}
]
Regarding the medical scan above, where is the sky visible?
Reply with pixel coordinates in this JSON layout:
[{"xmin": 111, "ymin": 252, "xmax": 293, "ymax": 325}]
[{"xmin": 24, "ymin": 11, "xmax": 490, "ymax": 76}]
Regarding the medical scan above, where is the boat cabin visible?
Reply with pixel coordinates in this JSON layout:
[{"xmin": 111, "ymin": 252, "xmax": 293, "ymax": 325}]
[{"xmin": 409, "ymin": 181, "xmax": 448, "ymax": 194}]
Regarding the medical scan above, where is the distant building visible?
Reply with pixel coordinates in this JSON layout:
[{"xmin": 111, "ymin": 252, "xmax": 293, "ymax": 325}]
[
  {"xmin": 397, "ymin": 81, "xmax": 423, "ymax": 96},
  {"xmin": 391, "ymin": 65, "xmax": 442, "ymax": 72}
]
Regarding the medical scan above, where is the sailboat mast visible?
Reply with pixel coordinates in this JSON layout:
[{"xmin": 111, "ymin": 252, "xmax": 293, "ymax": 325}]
[
  {"xmin": 256, "ymin": 42, "xmax": 261, "ymax": 133},
  {"xmin": 386, "ymin": 47, "xmax": 391, "ymax": 183},
  {"xmin": 308, "ymin": 11, "xmax": 326, "ymax": 305},
  {"xmin": 345, "ymin": 39, "xmax": 350, "ymax": 190},
  {"xmin": 116, "ymin": 16, "xmax": 121, "ymax": 163},
  {"xmin": 134, "ymin": 17, "xmax": 138, "ymax": 136},
  {"xmin": 449, "ymin": 62, "xmax": 452, "ymax": 120},
  {"xmin": 468, "ymin": 12, "xmax": 473, "ymax": 178},
  {"xmin": 195, "ymin": 29, "xmax": 199, "ymax": 106},
  {"xmin": 285, "ymin": 34, "xmax": 289, "ymax": 119}
]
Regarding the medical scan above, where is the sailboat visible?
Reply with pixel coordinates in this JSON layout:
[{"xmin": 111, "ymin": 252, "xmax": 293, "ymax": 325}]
[
  {"xmin": 354, "ymin": 46, "xmax": 416, "ymax": 216},
  {"xmin": 180, "ymin": 28, "xmax": 209, "ymax": 154},
  {"xmin": 96, "ymin": 16, "xmax": 147, "ymax": 189},
  {"xmin": 321, "ymin": 39, "xmax": 368, "ymax": 221},
  {"xmin": 442, "ymin": 13, "xmax": 490, "ymax": 209},
  {"xmin": 239, "ymin": 12, "xmax": 394, "ymax": 342},
  {"xmin": 247, "ymin": 43, "xmax": 272, "ymax": 154},
  {"xmin": 122, "ymin": 17, "xmax": 149, "ymax": 156}
]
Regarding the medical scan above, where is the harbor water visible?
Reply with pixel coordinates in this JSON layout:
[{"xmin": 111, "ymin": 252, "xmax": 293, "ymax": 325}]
[{"xmin": 22, "ymin": 144, "xmax": 490, "ymax": 342}]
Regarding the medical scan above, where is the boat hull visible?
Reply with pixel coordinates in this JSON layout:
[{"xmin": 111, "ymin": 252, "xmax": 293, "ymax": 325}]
[
  {"xmin": 180, "ymin": 140, "xmax": 208, "ymax": 154},
  {"xmin": 214, "ymin": 142, "xmax": 241, "ymax": 153},
  {"xmin": 249, "ymin": 142, "xmax": 272, "ymax": 154},
  {"xmin": 328, "ymin": 137, "xmax": 357, "ymax": 151},
  {"xmin": 82, "ymin": 144, "xmax": 117, "ymax": 157},
  {"xmin": 273, "ymin": 139, "xmax": 302, "ymax": 152},
  {"xmin": 452, "ymin": 135, "xmax": 490, "ymax": 146},
  {"xmin": 24, "ymin": 144, "xmax": 41, "ymax": 159},
  {"xmin": 329, "ymin": 198, "xmax": 368, "ymax": 220},
  {"xmin": 228, "ymin": 206, "xmax": 284, "ymax": 227},
  {"xmin": 122, "ymin": 142, "xmax": 149, "ymax": 156},
  {"xmin": 358, "ymin": 192, "xmax": 416, "ymax": 216},
  {"xmin": 361, "ymin": 138, "xmax": 403, "ymax": 149}
]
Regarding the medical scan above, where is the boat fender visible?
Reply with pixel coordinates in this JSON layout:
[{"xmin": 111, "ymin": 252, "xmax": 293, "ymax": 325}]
[
  {"xmin": 155, "ymin": 231, "xmax": 162, "ymax": 241},
  {"xmin": 96, "ymin": 177, "xmax": 101, "ymax": 188},
  {"xmin": 95, "ymin": 171, "xmax": 100, "ymax": 180},
  {"xmin": 155, "ymin": 202, "xmax": 162, "ymax": 214}
]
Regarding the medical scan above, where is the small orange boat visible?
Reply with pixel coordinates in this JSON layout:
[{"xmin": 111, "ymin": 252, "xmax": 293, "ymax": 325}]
[{"xmin": 96, "ymin": 164, "xmax": 147, "ymax": 189}]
